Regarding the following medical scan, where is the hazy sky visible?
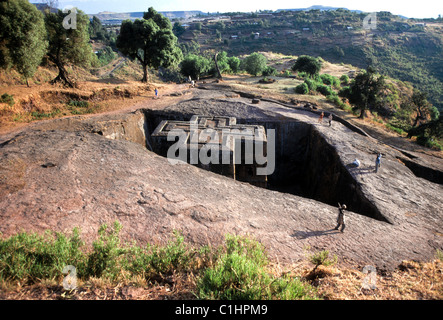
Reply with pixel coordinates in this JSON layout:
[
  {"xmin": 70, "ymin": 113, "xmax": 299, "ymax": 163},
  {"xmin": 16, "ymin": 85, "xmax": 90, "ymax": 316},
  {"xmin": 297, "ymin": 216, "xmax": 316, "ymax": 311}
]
[{"xmin": 55, "ymin": 0, "xmax": 442, "ymax": 18}]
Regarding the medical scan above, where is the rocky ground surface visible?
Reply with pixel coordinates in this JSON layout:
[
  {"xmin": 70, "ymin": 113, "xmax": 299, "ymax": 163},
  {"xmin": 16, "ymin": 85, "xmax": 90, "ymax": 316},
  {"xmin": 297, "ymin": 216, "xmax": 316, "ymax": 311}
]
[{"xmin": 0, "ymin": 85, "xmax": 442, "ymax": 272}]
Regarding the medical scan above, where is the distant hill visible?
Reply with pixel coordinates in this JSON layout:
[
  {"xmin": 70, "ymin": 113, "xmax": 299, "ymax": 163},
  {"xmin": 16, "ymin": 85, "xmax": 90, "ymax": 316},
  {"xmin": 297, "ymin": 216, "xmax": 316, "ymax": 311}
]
[
  {"xmin": 277, "ymin": 5, "xmax": 363, "ymax": 14},
  {"xmin": 89, "ymin": 11, "xmax": 206, "ymax": 25},
  {"xmin": 179, "ymin": 9, "xmax": 442, "ymax": 110}
]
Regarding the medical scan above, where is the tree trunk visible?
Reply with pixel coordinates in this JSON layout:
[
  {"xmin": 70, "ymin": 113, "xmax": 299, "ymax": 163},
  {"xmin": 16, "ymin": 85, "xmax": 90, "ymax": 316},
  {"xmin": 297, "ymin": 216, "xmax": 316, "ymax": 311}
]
[
  {"xmin": 49, "ymin": 55, "xmax": 74, "ymax": 88},
  {"xmin": 214, "ymin": 52, "xmax": 223, "ymax": 80},
  {"xmin": 142, "ymin": 64, "xmax": 148, "ymax": 83}
]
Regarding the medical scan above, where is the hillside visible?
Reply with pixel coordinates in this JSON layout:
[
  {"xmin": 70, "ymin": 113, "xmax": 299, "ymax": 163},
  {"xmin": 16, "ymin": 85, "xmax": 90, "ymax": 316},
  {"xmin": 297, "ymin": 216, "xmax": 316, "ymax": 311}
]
[
  {"xmin": 174, "ymin": 9, "xmax": 443, "ymax": 111},
  {"xmin": 89, "ymin": 10, "xmax": 206, "ymax": 25}
]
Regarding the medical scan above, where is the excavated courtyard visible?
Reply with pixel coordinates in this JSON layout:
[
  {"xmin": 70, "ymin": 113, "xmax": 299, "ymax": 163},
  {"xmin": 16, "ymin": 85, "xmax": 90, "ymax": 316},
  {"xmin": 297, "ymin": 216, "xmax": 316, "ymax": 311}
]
[{"xmin": 1, "ymin": 85, "xmax": 442, "ymax": 271}]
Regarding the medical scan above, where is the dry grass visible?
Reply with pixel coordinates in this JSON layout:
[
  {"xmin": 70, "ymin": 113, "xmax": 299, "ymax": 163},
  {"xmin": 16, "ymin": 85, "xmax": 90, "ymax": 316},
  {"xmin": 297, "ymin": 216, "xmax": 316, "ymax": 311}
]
[{"xmin": 0, "ymin": 259, "xmax": 441, "ymax": 300}]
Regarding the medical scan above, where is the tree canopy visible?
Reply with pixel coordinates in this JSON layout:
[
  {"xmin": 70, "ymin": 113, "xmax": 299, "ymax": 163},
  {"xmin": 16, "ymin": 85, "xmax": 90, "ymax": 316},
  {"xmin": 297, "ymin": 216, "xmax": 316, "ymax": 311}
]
[
  {"xmin": 345, "ymin": 67, "xmax": 386, "ymax": 118},
  {"xmin": 0, "ymin": 0, "xmax": 48, "ymax": 84},
  {"xmin": 243, "ymin": 52, "xmax": 267, "ymax": 76},
  {"xmin": 291, "ymin": 55, "xmax": 322, "ymax": 78},
  {"xmin": 117, "ymin": 7, "xmax": 182, "ymax": 82},
  {"xmin": 180, "ymin": 54, "xmax": 211, "ymax": 80}
]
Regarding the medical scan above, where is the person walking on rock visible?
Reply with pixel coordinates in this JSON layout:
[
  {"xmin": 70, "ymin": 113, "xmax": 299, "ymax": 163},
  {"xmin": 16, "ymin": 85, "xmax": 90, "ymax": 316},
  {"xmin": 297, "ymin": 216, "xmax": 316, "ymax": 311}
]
[
  {"xmin": 328, "ymin": 113, "xmax": 333, "ymax": 127},
  {"xmin": 318, "ymin": 112, "xmax": 324, "ymax": 124},
  {"xmin": 154, "ymin": 88, "xmax": 158, "ymax": 99},
  {"xmin": 375, "ymin": 153, "xmax": 382, "ymax": 173},
  {"xmin": 334, "ymin": 203, "xmax": 346, "ymax": 232}
]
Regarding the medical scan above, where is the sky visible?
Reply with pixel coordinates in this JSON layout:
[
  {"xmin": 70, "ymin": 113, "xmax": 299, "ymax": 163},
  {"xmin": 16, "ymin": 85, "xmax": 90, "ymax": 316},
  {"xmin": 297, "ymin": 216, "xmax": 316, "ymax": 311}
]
[{"xmin": 54, "ymin": 0, "xmax": 443, "ymax": 18}]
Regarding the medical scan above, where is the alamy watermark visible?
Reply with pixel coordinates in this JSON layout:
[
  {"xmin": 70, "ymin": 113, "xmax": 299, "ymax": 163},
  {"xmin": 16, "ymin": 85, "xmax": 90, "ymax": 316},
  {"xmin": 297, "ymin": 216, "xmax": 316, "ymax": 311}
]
[
  {"xmin": 62, "ymin": 265, "xmax": 77, "ymax": 290},
  {"xmin": 62, "ymin": 6, "xmax": 77, "ymax": 30},
  {"xmin": 362, "ymin": 265, "xmax": 377, "ymax": 290},
  {"xmin": 363, "ymin": 12, "xmax": 377, "ymax": 30},
  {"xmin": 166, "ymin": 122, "xmax": 276, "ymax": 176}
]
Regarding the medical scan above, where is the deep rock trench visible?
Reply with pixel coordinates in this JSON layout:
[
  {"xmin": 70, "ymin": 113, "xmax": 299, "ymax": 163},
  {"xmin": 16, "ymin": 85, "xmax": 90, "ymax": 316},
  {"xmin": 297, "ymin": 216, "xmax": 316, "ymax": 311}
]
[{"xmin": 140, "ymin": 109, "xmax": 389, "ymax": 223}]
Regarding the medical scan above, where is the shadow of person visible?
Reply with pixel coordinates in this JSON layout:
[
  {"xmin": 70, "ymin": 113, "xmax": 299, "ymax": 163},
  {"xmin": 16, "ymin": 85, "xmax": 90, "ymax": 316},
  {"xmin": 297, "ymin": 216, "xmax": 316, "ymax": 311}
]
[{"xmin": 291, "ymin": 229, "xmax": 339, "ymax": 240}]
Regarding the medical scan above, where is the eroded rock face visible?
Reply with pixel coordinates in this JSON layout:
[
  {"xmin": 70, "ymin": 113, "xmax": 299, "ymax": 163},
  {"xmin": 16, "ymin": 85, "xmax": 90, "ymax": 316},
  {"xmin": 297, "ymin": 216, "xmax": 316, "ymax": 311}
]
[{"xmin": 0, "ymin": 89, "xmax": 442, "ymax": 271}]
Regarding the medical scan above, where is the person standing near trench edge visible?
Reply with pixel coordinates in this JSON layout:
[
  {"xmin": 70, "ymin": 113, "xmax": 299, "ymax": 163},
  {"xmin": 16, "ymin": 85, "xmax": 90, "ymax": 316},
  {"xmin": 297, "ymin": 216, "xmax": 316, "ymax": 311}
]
[{"xmin": 335, "ymin": 203, "xmax": 346, "ymax": 233}]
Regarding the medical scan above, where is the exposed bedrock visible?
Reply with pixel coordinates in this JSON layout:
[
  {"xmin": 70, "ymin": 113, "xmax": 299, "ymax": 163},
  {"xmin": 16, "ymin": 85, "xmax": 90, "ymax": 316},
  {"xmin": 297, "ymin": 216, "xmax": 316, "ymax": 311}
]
[{"xmin": 0, "ymin": 90, "xmax": 442, "ymax": 270}]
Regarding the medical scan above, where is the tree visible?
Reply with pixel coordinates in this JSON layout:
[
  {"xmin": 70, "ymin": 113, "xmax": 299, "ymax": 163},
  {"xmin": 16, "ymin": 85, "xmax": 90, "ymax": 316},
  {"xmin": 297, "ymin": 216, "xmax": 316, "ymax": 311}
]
[
  {"xmin": 291, "ymin": 55, "xmax": 322, "ymax": 78},
  {"xmin": 0, "ymin": 0, "xmax": 48, "ymax": 85},
  {"xmin": 172, "ymin": 22, "xmax": 185, "ymax": 37},
  {"xmin": 345, "ymin": 67, "xmax": 386, "ymax": 118},
  {"xmin": 117, "ymin": 7, "xmax": 182, "ymax": 83},
  {"xmin": 243, "ymin": 52, "xmax": 267, "ymax": 76},
  {"xmin": 408, "ymin": 89, "xmax": 438, "ymax": 127},
  {"xmin": 90, "ymin": 16, "xmax": 105, "ymax": 40},
  {"xmin": 227, "ymin": 56, "xmax": 241, "ymax": 73},
  {"xmin": 180, "ymin": 54, "xmax": 211, "ymax": 80},
  {"xmin": 45, "ymin": 8, "xmax": 95, "ymax": 87}
]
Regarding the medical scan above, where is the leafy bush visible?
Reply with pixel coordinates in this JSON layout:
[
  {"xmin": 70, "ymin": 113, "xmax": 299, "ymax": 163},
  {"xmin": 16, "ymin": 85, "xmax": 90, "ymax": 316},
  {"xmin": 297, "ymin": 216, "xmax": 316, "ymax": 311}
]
[
  {"xmin": 304, "ymin": 78, "xmax": 319, "ymax": 92},
  {"xmin": 180, "ymin": 54, "xmax": 211, "ymax": 79},
  {"xmin": 317, "ymin": 84, "xmax": 335, "ymax": 96},
  {"xmin": 30, "ymin": 109, "xmax": 61, "ymax": 120},
  {"xmin": 0, "ymin": 226, "xmax": 318, "ymax": 300},
  {"xmin": 291, "ymin": 55, "xmax": 322, "ymax": 78},
  {"xmin": 96, "ymin": 46, "xmax": 117, "ymax": 67},
  {"xmin": 309, "ymin": 250, "xmax": 337, "ymax": 270},
  {"xmin": 416, "ymin": 135, "xmax": 443, "ymax": 151},
  {"xmin": 227, "ymin": 56, "xmax": 241, "ymax": 73},
  {"xmin": 340, "ymin": 74, "xmax": 350, "ymax": 85},
  {"xmin": 126, "ymin": 230, "xmax": 198, "ymax": 280},
  {"xmin": 262, "ymin": 66, "xmax": 277, "ymax": 77},
  {"xmin": 326, "ymin": 94, "xmax": 346, "ymax": 108},
  {"xmin": 295, "ymin": 83, "xmax": 309, "ymax": 94},
  {"xmin": 320, "ymin": 74, "xmax": 340, "ymax": 88},
  {"xmin": 0, "ymin": 93, "xmax": 15, "ymax": 106},
  {"xmin": 68, "ymin": 100, "xmax": 89, "ymax": 108},
  {"xmin": 385, "ymin": 123, "xmax": 407, "ymax": 135},
  {"xmin": 0, "ymin": 228, "xmax": 85, "ymax": 283},
  {"xmin": 196, "ymin": 234, "xmax": 317, "ymax": 300},
  {"xmin": 243, "ymin": 52, "xmax": 268, "ymax": 76}
]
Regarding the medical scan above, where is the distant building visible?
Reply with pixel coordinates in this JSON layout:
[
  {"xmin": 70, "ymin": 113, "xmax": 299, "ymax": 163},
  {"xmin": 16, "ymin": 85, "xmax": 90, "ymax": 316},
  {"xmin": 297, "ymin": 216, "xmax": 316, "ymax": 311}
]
[
  {"xmin": 253, "ymin": 32, "xmax": 260, "ymax": 39},
  {"xmin": 230, "ymin": 35, "xmax": 238, "ymax": 39},
  {"xmin": 302, "ymin": 27, "xmax": 310, "ymax": 31}
]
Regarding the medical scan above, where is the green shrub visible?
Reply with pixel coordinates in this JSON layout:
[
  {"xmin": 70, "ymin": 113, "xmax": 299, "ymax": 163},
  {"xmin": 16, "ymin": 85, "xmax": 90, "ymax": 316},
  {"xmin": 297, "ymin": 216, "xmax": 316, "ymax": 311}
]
[
  {"xmin": 0, "ymin": 93, "xmax": 15, "ymax": 106},
  {"xmin": 385, "ymin": 123, "xmax": 406, "ymax": 135},
  {"xmin": 85, "ymin": 221, "xmax": 126, "ymax": 279},
  {"xmin": 326, "ymin": 94, "xmax": 345, "ymax": 108},
  {"xmin": 291, "ymin": 55, "xmax": 322, "ymax": 78},
  {"xmin": 0, "ymin": 228, "xmax": 85, "ymax": 283},
  {"xmin": 262, "ymin": 66, "xmax": 277, "ymax": 77},
  {"xmin": 309, "ymin": 250, "xmax": 337, "ymax": 270},
  {"xmin": 243, "ymin": 52, "xmax": 268, "ymax": 76},
  {"xmin": 320, "ymin": 74, "xmax": 340, "ymax": 88},
  {"xmin": 340, "ymin": 74, "xmax": 350, "ymax": 85},
  {"xmin": 282, "ymin": 70, "xmax": 292, "ymax": 77},
  {"xmin": 304, "ymin": 78, "xmax": 318, "ymax": 92},
  {"xmin": 227, "ymin": 56, "xmax": 241, "ymax": 73},
  {"xmin": 196, "ymin": 234, "xmax": 317, "ymax": 300},
  {"xmin": 317, "ymin": 84, "xmax": 335, "ymax": 96},
  {"xmin": 416, "ymin": 135, "xmax": 443, "ymax": 151},
  {"xmin": 295, "ymin": 83, "xmax": 309, "ymax": 94},
  {"xmin": 96, "ymin": 46, "xmax": 117, "ymax": 67},
  {"xmin": 31, "ymin": 109, "xmax": 61, "ymax": 120},
  {"xmin": 126, "ymin": 230, "xmax": 197, "ymax": 280},
  {"xmin": 68, "ymin": 100, "xmax": 89, "ymax": 108}
]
